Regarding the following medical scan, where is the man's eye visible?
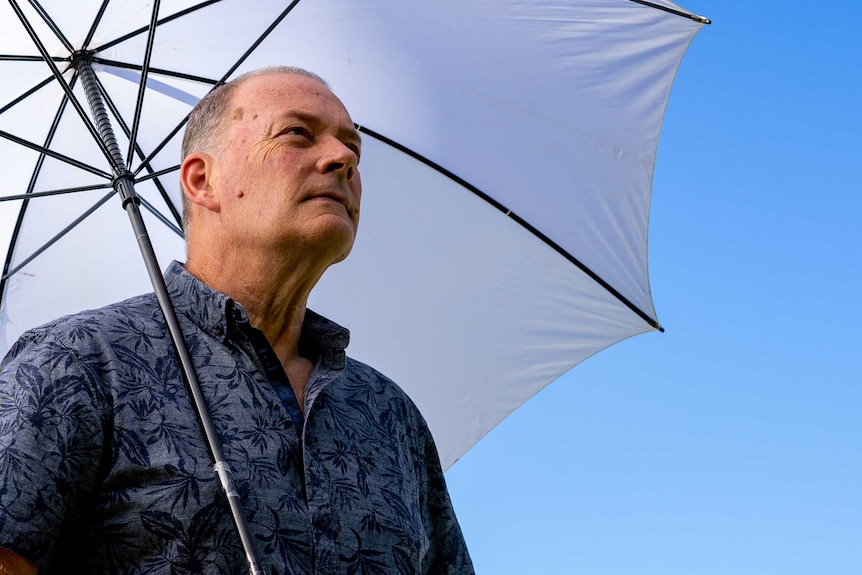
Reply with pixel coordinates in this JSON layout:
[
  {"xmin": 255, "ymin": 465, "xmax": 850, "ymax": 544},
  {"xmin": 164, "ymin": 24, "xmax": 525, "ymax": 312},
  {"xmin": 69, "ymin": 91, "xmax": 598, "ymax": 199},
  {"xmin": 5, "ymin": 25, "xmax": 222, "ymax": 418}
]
[{"xmin": 284, "ymin": 127, "xmax": 311, "ymax": 138}]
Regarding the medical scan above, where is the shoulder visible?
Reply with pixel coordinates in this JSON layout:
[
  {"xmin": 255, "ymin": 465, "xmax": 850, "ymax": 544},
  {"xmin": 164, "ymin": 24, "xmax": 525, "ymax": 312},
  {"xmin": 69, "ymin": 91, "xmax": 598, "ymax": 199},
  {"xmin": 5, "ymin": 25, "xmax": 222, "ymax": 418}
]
[
  {"xmin": 343, "ymin": 357, "xmax": 422, "ymax": 411},
  {"xmin": 3, "ymin": 293, "xmax": 160, "ymax": 362},
  {"xmin": 340, "ymin": 356, "xmax": 437, "ymax": 446},
  {"xmin": 1, "ymin": 294, "xmax": 163, "ymax": 411}
]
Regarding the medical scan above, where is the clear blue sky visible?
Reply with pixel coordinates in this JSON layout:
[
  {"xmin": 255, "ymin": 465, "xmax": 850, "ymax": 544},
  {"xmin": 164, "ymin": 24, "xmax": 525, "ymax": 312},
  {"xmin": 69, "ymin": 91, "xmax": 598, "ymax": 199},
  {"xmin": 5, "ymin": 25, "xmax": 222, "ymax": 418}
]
[{"xmin": 444, "ymin": 2, "xmax": 862, "ymax": 573}]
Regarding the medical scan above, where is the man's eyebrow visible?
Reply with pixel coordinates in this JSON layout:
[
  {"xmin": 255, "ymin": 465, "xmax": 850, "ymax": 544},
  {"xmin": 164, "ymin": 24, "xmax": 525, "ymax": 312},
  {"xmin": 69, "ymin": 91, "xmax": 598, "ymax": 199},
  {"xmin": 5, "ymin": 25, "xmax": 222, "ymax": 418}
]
[
  {"xmin": 277, "ymin": 110, "xmax": 362, "ymax": 146},
  {"xmin": 279, "ymin": 109, "xmax": 317, "ymax": 125}
]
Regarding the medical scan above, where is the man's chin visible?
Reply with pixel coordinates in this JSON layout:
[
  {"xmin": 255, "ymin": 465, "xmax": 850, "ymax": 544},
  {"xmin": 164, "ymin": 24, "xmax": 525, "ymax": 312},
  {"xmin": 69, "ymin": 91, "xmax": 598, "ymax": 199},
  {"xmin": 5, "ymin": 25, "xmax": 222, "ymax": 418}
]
[{"xmin": 311, "ymin": 219, "xmax": 358, "ymax": 264}]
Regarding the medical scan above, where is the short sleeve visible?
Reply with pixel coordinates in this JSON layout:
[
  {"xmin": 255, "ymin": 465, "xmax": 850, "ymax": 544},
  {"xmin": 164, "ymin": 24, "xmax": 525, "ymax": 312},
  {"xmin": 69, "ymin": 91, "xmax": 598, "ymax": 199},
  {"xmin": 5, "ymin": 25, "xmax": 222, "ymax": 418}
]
[
  {"xmin": 415, "ymin": 412, "xmax": 475, "ymax": 574},
  {"xmin": 0, "ymin": 330, "xmax": 107, "ymax": 570}
]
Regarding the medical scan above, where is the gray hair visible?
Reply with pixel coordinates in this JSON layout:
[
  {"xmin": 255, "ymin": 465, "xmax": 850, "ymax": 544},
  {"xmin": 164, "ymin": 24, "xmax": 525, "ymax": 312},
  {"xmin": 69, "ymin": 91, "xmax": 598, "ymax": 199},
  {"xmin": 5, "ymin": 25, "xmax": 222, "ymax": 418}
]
[{"xmin": 180, "ymin": 66, "xmax": 330, "ymax": 234}]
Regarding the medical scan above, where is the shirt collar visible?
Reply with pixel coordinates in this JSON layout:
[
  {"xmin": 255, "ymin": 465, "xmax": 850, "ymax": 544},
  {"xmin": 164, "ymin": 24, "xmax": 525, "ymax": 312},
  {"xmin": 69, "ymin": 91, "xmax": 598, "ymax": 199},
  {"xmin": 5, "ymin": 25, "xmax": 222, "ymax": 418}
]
[{"xmin": 165, "ymin": 260, "xmax": 350, "ymax": 366}]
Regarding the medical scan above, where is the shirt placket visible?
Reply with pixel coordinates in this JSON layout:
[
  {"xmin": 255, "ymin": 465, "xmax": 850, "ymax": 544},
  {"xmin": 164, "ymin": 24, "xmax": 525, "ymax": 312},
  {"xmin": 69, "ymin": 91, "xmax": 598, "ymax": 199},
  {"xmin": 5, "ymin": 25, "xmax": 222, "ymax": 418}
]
[
  {"xmin": 303, "ymin": 359, "xmax": 342, "ymax": 575},
  {"xmin": 230, "ymin": 309, "xmax": 315, "ymax": 572}
]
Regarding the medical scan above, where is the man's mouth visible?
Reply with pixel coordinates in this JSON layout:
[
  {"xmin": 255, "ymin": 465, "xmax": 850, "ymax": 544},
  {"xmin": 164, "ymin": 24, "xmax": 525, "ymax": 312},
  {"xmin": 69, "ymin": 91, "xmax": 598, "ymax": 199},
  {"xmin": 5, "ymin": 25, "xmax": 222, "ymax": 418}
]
[{"xmin": 309, "ymin": 191, "xmax": 350, "ymax": 211}]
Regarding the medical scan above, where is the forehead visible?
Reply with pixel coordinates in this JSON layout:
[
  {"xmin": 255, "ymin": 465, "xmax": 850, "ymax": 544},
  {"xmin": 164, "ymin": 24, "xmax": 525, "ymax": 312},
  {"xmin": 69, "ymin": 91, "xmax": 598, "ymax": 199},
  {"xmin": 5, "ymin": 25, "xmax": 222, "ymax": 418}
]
[{"xmin": 230, "ymin": 73, "xmax": 354, "ymax": 128}]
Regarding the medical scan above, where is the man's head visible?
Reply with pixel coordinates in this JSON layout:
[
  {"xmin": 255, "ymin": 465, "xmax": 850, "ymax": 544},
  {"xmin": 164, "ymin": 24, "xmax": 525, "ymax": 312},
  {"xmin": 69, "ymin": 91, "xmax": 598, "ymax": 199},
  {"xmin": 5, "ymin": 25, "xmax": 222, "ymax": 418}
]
[
  {"xmin": 179, "ymin": 67, "xmax": 362, "ymax": 268},
  {"xmin": 181, "ymin": 66, "xmax": 332, "ymax": 232}
]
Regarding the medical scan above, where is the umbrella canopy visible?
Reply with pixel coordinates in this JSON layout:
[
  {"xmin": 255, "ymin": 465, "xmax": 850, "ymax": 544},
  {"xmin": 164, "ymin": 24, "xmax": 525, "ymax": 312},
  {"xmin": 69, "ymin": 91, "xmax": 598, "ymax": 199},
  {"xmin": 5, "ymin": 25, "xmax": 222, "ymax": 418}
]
[{"xmin": 0, "ymin": 0, "xmax": 708, "ymax": 469}]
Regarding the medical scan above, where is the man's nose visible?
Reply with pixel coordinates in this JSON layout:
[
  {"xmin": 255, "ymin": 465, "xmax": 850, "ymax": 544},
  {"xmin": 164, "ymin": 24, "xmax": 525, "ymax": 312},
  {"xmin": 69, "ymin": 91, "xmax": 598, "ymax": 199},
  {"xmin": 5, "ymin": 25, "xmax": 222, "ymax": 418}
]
[{"xmin": 322, "ymin": 138, "xmax": 358, "ymax": 180}]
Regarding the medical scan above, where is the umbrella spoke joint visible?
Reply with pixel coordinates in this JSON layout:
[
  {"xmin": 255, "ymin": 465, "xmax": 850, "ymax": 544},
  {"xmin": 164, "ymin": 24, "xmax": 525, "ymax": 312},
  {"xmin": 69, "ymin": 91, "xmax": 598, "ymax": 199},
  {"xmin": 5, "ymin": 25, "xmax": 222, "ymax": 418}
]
[
  {"xmin": 113, "ymin": 171, "xmax": 141, "ymax": 209},
  {"xmin": 70, "ymin": 49, "xmax": 96, "ymax": 66}
]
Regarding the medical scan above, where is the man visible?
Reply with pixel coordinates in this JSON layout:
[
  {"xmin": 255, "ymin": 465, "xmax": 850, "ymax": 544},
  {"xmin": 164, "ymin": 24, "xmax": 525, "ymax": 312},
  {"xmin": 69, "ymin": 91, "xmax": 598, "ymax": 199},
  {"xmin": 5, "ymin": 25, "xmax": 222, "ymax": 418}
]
[{"xmin": 0, "ymin": 67, "xmax": 474, "ymax": 574}]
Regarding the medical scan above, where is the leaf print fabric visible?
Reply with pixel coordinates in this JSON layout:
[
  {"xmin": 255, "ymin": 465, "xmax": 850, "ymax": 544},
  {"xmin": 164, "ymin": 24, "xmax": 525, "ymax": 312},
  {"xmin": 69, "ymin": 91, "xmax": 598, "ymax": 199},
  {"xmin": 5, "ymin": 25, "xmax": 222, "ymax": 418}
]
[{"xmin": 0, "ymin": 261, "xmax": 473, "ymax": 575}]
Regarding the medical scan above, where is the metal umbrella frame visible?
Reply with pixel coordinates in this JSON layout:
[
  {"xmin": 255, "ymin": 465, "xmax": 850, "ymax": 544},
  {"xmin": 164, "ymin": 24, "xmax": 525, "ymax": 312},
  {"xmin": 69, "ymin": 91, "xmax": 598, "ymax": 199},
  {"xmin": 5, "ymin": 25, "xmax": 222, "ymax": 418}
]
[{"xmin": 0, "ymin": 1, "xmax": 709, "ymax": 572}]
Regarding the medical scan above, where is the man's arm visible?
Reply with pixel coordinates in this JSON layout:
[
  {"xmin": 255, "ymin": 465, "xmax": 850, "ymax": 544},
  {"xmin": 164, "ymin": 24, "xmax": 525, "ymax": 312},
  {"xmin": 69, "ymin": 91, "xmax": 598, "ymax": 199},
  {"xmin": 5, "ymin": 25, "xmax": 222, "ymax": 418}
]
[
  {"xmin": 417, "ymin": 424, "xmax": 475, "ymax": 574},
  {"xmin": 0, "ymin": 329, "xmax": 107, "ymax": 571},
  {"xmin": 0, "ymin": 548, "xmax": 37, "ymax": 575}
]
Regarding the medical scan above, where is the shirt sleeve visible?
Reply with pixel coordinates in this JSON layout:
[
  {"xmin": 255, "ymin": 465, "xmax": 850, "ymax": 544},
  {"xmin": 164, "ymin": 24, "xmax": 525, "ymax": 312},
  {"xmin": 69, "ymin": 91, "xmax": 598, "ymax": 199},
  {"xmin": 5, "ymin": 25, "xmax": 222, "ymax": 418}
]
[
  {"xmin": 0, "ymin": 330, "xmax": 107, "ymax": 570},
  {"xmin": 417, "ymin": 419, "xmax": 475, "ymax": 575}
]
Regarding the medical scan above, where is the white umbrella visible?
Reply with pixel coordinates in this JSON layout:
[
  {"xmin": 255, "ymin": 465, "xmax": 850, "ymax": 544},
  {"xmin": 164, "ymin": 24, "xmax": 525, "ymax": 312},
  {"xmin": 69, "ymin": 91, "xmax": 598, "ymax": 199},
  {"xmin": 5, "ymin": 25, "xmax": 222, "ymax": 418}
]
[{"xmin": 0, "ymin": 0, "xmax": 708, "ymax": 477}]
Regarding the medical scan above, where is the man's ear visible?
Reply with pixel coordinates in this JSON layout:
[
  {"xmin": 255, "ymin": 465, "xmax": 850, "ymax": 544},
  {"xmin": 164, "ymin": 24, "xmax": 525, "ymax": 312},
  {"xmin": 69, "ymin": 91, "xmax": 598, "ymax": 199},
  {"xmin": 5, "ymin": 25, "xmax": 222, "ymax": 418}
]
[{"xmin": 180, "ymin": 152, "xmax": 220, "ymax": 213}]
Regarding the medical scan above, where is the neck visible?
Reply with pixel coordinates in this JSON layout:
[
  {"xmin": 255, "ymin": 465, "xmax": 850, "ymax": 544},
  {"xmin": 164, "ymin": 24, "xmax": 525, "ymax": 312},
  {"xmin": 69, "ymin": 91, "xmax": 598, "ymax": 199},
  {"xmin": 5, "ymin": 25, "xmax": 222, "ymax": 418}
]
[{"xmin": 185, "ymin": 241, "xmax": 331, "ymax": 364}]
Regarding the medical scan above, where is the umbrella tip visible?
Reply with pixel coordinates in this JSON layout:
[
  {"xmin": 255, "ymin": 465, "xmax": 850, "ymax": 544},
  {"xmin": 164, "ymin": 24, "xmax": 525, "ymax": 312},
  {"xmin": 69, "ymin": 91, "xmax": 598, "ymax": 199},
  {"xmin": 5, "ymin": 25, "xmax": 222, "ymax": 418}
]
[{"xmin": 646, "ymin": 316, "xmax": 664, "ymax": 333}]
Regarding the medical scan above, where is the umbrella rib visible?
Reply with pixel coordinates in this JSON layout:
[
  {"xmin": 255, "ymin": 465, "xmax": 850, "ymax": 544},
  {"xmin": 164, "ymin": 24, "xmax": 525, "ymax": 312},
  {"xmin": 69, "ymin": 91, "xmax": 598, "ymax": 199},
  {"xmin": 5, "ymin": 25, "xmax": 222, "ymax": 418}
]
[
  {"xmin": 26, "ymin": 0, "xmax": 76, "ymax": 53},
  {"xmin": 1, "ymin": 190, "xmax": 117, "ymax": 281},
  {"xmin": 90, "ymin": 58, "xmax": 219, "ymax": 86},
  {"xmin": 0, "ymin": 54, "xmax": 69, "ymax": 62},
  {"xmin": 0, "ymin": 182, "xmax": 112, "ymax": 202},
  {"xmin": 0, "ymin": 128, "xmax": 112, "ymax": 179},
  {"xmin": 212, "ymin": 0, "xmax": 303, "ymax": 82},
  {"xmin": 83, "ymin": 0, "xmax": 110, "ymax": 48},
  {"xmin": 125, "ymin": 0, "xmax": 161, "ymax": 168},
  {"xmin": 93, "ymin": 0, "xmax": 224, "ymax": 53},
  {"xmin": 0, "ymin": 76, "xmax": 77, "ymax": 293},
  {"xmin": 21, "ymin": 74, "xmax": 77, "ymax": 200},
  {"xmin": 0, "ymin": 75, "xmax": 55, "ymax": 115},
  {"xmin": 136, "ymin": 164, "xmax": 179, "ymax": 183},
  {"xmin": 626, "ymin": 0, "xmax": 711, "ymax": 24},
  {"xmin": 137, "ymin": 167, "xmax": 182, "ymax": 228},
  {"xmin": 93, "ymin": 72, "xmax": 183, "ymax": 226},
  {"xmin": 7, "ymin": 0, "xmax": 122, "ymax": 172},
  {"xmin": 132, "ymin": 0, "xmax": 302, "ymax": 178},
  {"xmin": 138, "ymin": 195, "xmax": 184, "ymax": 238},
  {"xmin": 91, "ymin": 58, "xmax": 220, "ymax": 87},
  {"xmin": 358, "ymin": 125, "xmax": 664, "ymax": 332}
]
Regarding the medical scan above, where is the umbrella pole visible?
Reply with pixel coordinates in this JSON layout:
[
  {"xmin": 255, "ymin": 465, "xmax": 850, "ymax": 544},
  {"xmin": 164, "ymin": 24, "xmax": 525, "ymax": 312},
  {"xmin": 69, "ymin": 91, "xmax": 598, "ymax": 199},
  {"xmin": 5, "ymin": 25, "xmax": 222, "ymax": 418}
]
[{"xmin": 74, "ymin": 59, "xmax": 264, "ymax": 575}]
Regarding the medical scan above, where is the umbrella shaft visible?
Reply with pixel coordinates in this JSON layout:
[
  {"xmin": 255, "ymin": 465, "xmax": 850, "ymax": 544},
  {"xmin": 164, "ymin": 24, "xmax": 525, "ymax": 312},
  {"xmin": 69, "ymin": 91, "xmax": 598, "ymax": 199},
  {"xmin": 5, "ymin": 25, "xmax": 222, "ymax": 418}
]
[{"xmin": 74, "ymin": 56, "xmax": 126, "ymax": 173}]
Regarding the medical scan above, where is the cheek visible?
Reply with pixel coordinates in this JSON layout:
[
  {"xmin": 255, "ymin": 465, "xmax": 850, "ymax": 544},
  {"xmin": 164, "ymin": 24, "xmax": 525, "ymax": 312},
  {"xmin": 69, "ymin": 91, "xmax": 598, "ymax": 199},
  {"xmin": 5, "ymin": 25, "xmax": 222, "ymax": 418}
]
[
  {"xmin": 352, "ymin": 173, "xmax": 363, "ymax": 204},
  {"xmin": 352, "ymin": 181, "xmax": 362, "ymax": 225}
]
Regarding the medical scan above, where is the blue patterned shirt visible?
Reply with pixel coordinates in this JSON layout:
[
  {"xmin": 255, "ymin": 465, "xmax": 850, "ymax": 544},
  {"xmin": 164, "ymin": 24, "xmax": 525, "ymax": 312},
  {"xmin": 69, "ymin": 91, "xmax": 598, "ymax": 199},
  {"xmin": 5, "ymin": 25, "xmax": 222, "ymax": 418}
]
[{"xmin": 0, "ymin": 262, "xmax": 473, "ymax": 574}]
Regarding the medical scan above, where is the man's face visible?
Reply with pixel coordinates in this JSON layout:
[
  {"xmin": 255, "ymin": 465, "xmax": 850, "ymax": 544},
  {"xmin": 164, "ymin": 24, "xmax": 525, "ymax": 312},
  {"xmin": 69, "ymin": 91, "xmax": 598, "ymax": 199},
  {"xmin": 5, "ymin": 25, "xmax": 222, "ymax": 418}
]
[{"xmin": 212, "ymin": 73, "xmax": 362, "ymax": 264}]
